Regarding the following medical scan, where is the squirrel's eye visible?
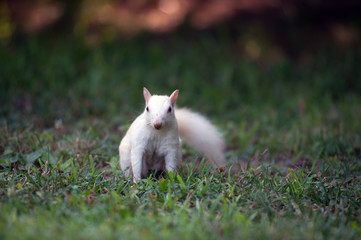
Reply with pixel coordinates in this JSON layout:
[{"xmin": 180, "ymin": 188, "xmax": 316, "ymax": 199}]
[
  {"xmin": 146, "ymin": 106, "xmax": 149, "ymax": 112},
  {"xmin": 167, "ymin": 106, "xmax": 172, "ymax": 113}
]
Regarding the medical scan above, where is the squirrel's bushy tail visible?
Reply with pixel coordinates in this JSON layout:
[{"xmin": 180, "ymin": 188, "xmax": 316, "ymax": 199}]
[{"xmin": 175, "ymin": 108, "xmax": 225, "ymax": 168}]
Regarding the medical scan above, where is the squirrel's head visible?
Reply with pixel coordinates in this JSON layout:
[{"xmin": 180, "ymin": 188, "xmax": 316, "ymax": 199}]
[{"xmin": 143, "ymin": 87, "xmax": 178, "ymax": 130}]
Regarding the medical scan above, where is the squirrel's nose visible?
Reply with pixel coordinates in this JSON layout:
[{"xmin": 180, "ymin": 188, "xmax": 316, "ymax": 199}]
[{"xmin": 153, "ymin": 121, "xmax": 162, "ymax": 130}]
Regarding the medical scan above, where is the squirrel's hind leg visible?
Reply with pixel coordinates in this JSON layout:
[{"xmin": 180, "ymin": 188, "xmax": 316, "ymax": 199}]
[{"xmin": 119, "ymin": 141, "xmax": 132, "ymax": 177}]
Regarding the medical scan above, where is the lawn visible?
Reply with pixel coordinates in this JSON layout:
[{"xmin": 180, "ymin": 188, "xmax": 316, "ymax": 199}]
[{"xmin": 1, "ymin": 32, "xmax": 361, "ymax": 239}]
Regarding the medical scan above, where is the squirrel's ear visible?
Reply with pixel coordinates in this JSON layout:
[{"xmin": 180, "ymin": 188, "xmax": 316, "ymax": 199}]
[
  {"xmin": 170, "ymin": 89, "xmax": 179, "ymax": 106},
  {"xmin": 143, "ymin": 87, "xmax": 152, "ymax": 104}
]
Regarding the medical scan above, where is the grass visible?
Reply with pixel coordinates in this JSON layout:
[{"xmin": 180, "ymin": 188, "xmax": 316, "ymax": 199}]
[{"xmin": 1, "ymin": 32, "xmax": 361, "ymax": 239}]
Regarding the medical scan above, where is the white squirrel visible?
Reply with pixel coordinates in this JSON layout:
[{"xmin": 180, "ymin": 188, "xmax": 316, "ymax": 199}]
[{"xmin": 119, "ymin": 87, "xmax": 225, "ymax": 181}]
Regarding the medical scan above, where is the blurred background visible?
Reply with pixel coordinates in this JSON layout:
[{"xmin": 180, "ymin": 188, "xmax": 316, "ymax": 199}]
[{"xmin": 0, "ymin": 0, "xmax": 360, "ymax": 128}]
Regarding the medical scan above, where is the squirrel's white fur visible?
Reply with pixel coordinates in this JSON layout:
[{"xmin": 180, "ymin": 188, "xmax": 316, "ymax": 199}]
[{"xmin": 119, "ymin": 88, "xmax": 225, "ymax": 181}]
